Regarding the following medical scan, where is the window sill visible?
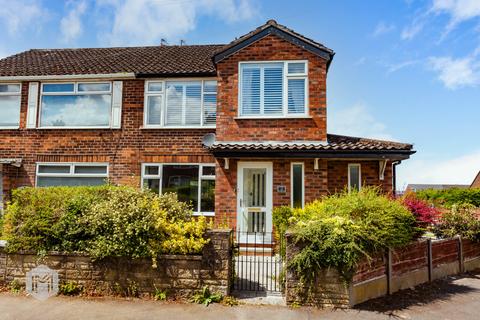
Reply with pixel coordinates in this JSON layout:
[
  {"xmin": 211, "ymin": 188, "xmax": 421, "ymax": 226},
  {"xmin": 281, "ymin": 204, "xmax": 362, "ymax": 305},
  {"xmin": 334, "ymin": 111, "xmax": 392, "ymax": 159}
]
[
  {"xmin": 234, "ymin": 115, "xmax": 312, "ymax": 120},
  {"xmin": 0, "ymin": 126, "xmax": 19, "ymax": 130},
  {"xmin": 36, "ymin": 127, "xmax": 120, "ymax": 130},
  {"xmin": 140, "ymin": 126, "xmax": 216, "ymax": 130},
  {"xmin": 192, "ymin": 212, "xmax": 215, "ymax": 217}
]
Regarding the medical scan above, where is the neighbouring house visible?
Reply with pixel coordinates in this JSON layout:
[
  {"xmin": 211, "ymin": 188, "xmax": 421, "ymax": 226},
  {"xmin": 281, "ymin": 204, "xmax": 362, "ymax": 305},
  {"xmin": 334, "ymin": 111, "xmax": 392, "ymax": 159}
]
[
  {"xmin": 471, "ymin": 171, "xmax": 480, "ymax": 188},
  {"xmin": 0, "ymin": 20, "xmax": 415, "ymax": 233},
  {"xmin": 406, "ymin": 184, "xmax": 470, "ymax": 192}
]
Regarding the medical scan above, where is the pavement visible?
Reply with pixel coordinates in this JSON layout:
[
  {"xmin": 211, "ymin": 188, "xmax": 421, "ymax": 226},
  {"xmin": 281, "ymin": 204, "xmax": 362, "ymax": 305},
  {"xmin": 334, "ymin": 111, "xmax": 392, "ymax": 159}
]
[{"xmin": 1, "ymin": 273, "xmax": 480, "ymax": 319}]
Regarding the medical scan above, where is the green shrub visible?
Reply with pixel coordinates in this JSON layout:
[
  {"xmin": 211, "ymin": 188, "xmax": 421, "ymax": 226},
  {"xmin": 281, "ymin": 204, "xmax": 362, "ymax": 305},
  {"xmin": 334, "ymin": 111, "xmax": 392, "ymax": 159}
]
[
  {"xmin": 434, "ymin": 204, "xmax": 480, "ymax": 241},
  {"xmin": 280, "ymin": 187, "xmax": 418, "ymax": 283},
  {"xmin": 2, "ymin": 186, "xmax": 209, "ymax": 262},
  {"xmin": 416, "ymin": 188, "xmax": 480, "ymax": 207},
  {"xmin": 59, "ymin": 281, "xmax": 83, "ymax": 296},
  {"xmin": 190, "ymin": 286, "xmax": 223, "ymax": 306}
]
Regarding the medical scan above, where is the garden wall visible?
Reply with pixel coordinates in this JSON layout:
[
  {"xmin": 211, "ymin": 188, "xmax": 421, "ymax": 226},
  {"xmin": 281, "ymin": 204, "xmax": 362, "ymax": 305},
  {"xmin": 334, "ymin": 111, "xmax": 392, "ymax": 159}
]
[
  {"xmin": 0, "ymin": 229, "xmax": 232, "ymax": 298},
  {"xmin": 285, "ymin": 234, "xmax": 480, "ymax": 307}
]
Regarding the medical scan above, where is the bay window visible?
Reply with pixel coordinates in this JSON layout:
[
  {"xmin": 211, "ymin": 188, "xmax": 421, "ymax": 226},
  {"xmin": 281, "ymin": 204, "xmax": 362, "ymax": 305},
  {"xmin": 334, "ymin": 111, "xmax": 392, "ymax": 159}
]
[
  {"xmin": 144, "ymin": 80, "xmax": 217, "ymax": 128},
  {"xmin": 40, "ymin": 82, "xmax": 114, "ymax": 128},
  {"xmin": 142, "ymin": 163, "xmax": 215, "ymax": 215},
  {"xmin": 36, "ymin": 163, "xmax": 109, "ymax": 187},
  {"xmin": 239, "ymin": 61, "xmax": 308, "ymax": 117},
  {"xmin": 0, "ymin": 84, "xmax": 21, "ymax": 128}
]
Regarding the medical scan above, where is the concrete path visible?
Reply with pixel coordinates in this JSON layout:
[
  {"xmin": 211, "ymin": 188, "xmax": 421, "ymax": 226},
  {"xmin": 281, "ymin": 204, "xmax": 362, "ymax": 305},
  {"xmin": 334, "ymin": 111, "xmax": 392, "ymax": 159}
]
[{"xmin": 1, "ymin": 273, "xmax": 480, "ymax": 319}]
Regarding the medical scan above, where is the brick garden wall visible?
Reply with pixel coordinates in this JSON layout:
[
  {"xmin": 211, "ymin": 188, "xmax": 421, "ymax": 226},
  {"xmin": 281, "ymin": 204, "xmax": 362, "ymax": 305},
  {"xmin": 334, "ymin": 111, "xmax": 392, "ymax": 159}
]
[
  {"xmin": 0, "ymin": 230, "xmax": 232, "ymax": 298},
  {"xmin": 285, "ymin": 234, "xmax": 480, "ymax": 307}
]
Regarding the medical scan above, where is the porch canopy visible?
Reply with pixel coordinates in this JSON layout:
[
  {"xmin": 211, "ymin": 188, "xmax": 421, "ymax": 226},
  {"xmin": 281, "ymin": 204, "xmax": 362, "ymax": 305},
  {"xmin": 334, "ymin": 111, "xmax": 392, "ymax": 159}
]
[
  {"xmin": 205, "ymin": 134, "xmax": 415, "ymax": 160},
  {"xmin": 0, "ymin": 158, "xmax": 22, "ymax": 167}
]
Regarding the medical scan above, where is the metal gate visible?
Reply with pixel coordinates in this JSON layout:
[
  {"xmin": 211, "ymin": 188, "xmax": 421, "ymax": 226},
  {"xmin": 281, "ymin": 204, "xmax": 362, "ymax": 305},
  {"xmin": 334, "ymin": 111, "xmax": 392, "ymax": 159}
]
[{"xmin": 232, "ymin": 231, "xmax": 285, "ymax": 294}]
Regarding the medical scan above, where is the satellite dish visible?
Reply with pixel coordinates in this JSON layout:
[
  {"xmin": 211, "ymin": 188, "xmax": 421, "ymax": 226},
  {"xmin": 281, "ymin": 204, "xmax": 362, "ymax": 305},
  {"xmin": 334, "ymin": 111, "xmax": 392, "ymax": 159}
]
[{"xmin": 202, "ymin": 133, "xmax": 216, "ymax": 147}]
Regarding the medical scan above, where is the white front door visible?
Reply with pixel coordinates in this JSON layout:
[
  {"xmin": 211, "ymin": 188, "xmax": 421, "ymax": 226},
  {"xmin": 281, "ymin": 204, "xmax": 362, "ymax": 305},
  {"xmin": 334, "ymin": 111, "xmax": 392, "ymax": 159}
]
[{"xmin": 237, "ymin": 162, "xmax": 273, "ymax": 243}]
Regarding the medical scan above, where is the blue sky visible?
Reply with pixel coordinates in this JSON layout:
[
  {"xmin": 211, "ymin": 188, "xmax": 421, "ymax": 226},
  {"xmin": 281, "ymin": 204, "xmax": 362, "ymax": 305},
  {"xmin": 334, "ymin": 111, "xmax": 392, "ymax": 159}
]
[{"xmin": 1, "ymin": 0, "xmax": 479, "ymax": 189}]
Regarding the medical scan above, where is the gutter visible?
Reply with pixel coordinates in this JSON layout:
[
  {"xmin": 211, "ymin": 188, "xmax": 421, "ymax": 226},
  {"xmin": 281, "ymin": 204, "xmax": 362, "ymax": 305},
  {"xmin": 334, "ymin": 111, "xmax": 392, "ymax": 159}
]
[{"xmin": 0, "ymin": 73, "xmax": 136, "ymax": 81}]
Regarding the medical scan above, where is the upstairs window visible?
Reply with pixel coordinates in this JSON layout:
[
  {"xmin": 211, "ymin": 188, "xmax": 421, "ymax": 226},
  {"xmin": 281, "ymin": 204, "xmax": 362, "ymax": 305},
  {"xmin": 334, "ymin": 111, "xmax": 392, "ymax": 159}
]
[
  {"xmin": 0, "ymin": 84, "xmax": 21, "ymax": 128},
  {"xmin": 144, "ymin": 80, "xmax": 217, "ymax": 128},
  {"xmin": 239, "ymin": 61, "xmax": 308, "ymax": 117},
  {"xmin": 40, "ymin": 82, "xmax": 113, "ymax": 128}
]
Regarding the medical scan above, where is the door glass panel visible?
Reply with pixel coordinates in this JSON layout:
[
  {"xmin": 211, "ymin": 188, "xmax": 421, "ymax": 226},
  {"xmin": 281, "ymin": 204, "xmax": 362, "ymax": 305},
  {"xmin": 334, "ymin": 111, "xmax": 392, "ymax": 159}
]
[
  {"xmin": 243, "ymin": 168, "xmax": 266, "ymax": 207},
  {"xmin": 247, "ymin": 211, "xmax": 266, "ymax": 233}
]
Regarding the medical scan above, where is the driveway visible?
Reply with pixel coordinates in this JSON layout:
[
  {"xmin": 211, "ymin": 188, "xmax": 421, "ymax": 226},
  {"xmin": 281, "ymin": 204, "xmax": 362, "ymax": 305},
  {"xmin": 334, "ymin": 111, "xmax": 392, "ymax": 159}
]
[{"xmin": 1, "ymin": 273, "xmax": 480, "ymax": 319}]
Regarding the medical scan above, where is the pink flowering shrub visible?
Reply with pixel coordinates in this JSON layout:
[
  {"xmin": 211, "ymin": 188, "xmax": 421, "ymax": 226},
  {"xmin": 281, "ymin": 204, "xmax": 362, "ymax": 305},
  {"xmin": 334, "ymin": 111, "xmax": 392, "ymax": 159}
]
[{"xmin": 400, "ymin": 193, "xmax": 440, "ymax": 228}]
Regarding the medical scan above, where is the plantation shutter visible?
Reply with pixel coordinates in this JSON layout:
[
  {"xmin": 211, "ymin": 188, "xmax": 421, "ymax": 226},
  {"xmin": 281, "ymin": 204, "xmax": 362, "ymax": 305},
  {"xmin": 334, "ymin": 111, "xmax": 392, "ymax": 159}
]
[
  {"xmin": 111, "ymin": 81, "xmax": 123, "ymax": 128},
  {"xmin": 241, "ymin": 67, "xmax": 261, "ymax": 115},
  {"xmin": 287, "ymin": 78, "xmax": 306, "ymax": 114},
  {"xmin": 165, "ymin": 83, "xmax": 184, "ymax": 126},
  {"xmin": 26, "ymin": 82, "xmax": 39, "ymax": 128},
  {"xmin": 203, "ymin": 81, "xmax": 217, "ymax": 126},
  {"xmin": 263, "ymin": 65, "xmax": 283, "ymax": 115},
  {"xmin": 185, "ymin": 82, "xmax": 201, "ymax": 125}
]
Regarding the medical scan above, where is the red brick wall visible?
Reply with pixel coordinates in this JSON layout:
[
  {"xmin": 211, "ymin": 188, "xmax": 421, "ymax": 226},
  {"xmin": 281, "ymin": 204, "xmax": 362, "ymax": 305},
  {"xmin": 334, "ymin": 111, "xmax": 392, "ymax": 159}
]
[
  {"xmin": 327, "ymin": 160, "xmax": 393, "ymax": 194},
  {"xmin": 215, "ymin": 159, "xmax": 329, "ymax": 229},
  {"xmin": 215, "ymin": 34, "xmax": 328, "ymax": 142},
  {"xmin": 0, "ymin": 79, "xmax": 215, "ymax": 200},
  {"xmin": 214, "ymin": 158, "xmax": 392, "ymax": 228}
]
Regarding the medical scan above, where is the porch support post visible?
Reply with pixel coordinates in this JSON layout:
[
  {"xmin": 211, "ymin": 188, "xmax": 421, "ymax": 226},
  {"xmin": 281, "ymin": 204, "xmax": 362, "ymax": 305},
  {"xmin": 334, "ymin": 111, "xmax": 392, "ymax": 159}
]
[
  {"xmin": 314, "ymin": 158, "xmax": 319, "ymax": 170},
  {"xmin": 224, "ymin": 158, "xmax": 230, "ymax": 170}
]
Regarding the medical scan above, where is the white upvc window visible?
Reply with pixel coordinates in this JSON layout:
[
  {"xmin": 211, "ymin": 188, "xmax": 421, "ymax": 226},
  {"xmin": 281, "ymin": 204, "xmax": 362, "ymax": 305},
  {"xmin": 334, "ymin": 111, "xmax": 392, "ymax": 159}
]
[
  {"xmin": 36, "ymin": 163, "xmax": 109, "ymax": 187},
  {"xmin": 144, "ymin": 80, "xmax": 217, "ymax": 128},
  {"xmin": 141, "ymin": 163, "xmax": 215, "ymax": 216},
  {"xmin": 39, "ymin": 81, "xmax": 121, "ymax": 128},
  {"xmin": 239, "ymin": 61, "xmax": 308, "ymax": 117},
  {"xmin": 348, "ymin": 164, "xmax": 361, "ymax": 192},
  {"xmin": 291, "ymin": 162, "xmax": 305, "ymax": 208},
  {"xmin": 0, "ymin": 83, "xmax": 21, "ymax": 129}
]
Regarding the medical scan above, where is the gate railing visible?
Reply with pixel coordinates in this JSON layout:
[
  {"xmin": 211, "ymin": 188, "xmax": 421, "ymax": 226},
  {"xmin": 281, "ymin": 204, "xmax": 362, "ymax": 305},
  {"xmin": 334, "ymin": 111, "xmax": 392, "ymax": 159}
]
[{"xmin": 232, "ymin": 231, "xmax": 285, "ymax": 293}]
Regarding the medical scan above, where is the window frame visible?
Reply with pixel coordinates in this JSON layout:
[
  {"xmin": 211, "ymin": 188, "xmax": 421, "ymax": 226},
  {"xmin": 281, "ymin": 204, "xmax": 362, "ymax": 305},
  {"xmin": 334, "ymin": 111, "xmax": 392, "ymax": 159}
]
[
  {"xmin": 143, "ymin": 78, "xmax": 217, "ymax": 129},
  {"xmin": 290, "ymin": 162, "xmax": 305, "ymax": 209},
  {"xmin": 35, "ymin": 162, "xmax": 109, "ymax": 187},
  {"xmin": 39, "ymin": 81, "xmax": 113, "ymax": 129},
  {"xmin": 348, "ymin": 163, "xmax": 362, "ymax": 192},
  {"xmin": 141, "ymin": 163, "xmax": 216, "ymax": 216},
  {"xmin": 0, "ymin": 83, "xmax": 22, "ymax": 129},
  {"xmin": 238, "ymin": 60, "xmax": 309, "ymax": 118}
]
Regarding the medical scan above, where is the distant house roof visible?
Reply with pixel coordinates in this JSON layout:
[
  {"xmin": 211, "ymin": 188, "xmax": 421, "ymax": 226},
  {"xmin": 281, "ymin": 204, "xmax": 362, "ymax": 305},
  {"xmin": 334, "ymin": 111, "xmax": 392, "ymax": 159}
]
[
  {"xmin": 207, "ymin": 134, "xmax": 415, "ymax": 159},
  {"xmin": 213, "ymin": 19, "xmax": 335, "ymax": 68},
  {"xmin": 471, "ymin": 171, "xmax": 480, "ymax": 188},
  {"xmin": 406, "ymin": 184, "xmax": 470, "ymax": 192},
  {"xmin": 0, "ymin": 45, "xmax": 224, "ymax": 78}
]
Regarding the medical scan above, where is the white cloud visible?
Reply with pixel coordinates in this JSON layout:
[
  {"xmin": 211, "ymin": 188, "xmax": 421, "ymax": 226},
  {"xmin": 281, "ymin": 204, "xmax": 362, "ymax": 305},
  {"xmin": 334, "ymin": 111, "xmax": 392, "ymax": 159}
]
[
  {"xmin": 60, "ymin": 1, "xmax": 88, "ymax": 43},
  {"xmin": 428, "ymin": 55, "xmax": 480, "ymax": 89},
  {"xmin": 372, "ymin": 21, "xmax": 395, "ymax": 37},
  {"xmin": 397, "ymin": 150, "xmax": 480, "ymax": 190},
  {"xmin": 387, "ymin": 59, "xmax": 421, "ymax": 73},
  {"xmin": 0, "ymin": 0, "xmax": 47, "ymax": 36},
  {"xmin": 328, "ymin": 103, "xmax": 394, "ymax": 141},
  {"xmin": 432, "ymin": 0, "xmax": 480, "ymax": 31},
  {"xmin": 99, "ymin": 0, "xmax": 257, "ymax": 46},
  {"xmin": 401, "ymin": 19, "xmax": 425, "ymax": 40}
]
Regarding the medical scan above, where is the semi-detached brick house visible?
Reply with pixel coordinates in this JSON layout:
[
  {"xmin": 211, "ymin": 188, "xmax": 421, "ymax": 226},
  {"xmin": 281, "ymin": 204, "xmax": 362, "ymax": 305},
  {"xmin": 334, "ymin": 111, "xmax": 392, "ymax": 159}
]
[{"xmin": 0, "ymin": 20, "xmax": 415, "ymax": 235}]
